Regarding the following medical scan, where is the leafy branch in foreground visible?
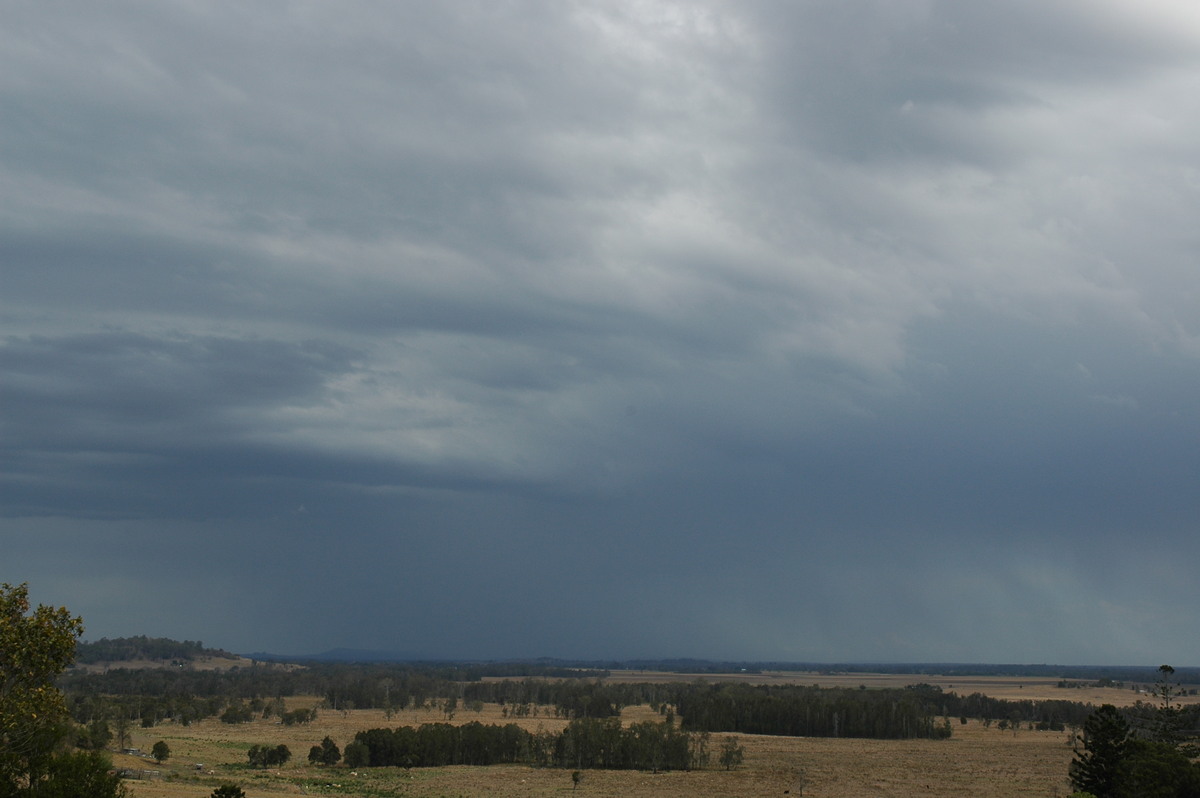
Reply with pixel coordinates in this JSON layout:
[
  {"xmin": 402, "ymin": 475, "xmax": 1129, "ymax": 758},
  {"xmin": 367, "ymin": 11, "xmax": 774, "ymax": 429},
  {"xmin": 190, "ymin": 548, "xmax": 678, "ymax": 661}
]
[{"xmin": 1, "ymin": 582, "xmax": 125, "ymax": 798}]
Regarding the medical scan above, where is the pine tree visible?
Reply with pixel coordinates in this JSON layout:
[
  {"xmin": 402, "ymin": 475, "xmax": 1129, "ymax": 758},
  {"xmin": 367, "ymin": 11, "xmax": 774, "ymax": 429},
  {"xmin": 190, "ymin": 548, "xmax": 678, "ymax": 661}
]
[{"xmin": 1071, "ymin": 705, "xmax": 1131, "ymax": 798}]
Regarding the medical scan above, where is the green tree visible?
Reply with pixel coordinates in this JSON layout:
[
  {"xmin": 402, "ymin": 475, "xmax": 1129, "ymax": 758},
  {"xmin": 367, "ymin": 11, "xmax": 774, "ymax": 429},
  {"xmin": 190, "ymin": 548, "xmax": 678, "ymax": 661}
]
[
  {"xmin": 1116, "ymin": 739, "xmax": 1200, "ymax": 798},
  {"xmin": 281, "ymin": 707, "xmax": 316, "ymax": 725},
  {"xmin": 248, "ymin": 743, "xmax": 291, "ymax": 768},
  {"xmin": 343, "ymin": 740, "xmax": 370, "ymax": 768},
  {"xmin": 1157, "ymin": 666, "xmax": 1179, "ymax": 708},
  {"xmin": 1071, "ymin": 705, "xmax": 1132, "ymax": 798},
  {"xmin": 274, "ymin": 743, "xmax": 291, "ymax": 766},
  {"xmin": 221, "ymin": 701, "xmax": 254, "ymax": 724},
  {"xmin": 210, "ymin": 785, "xmax": 246, "ymax": 798},
  {"xmin": 308, "ymin": 736, "xmax": 340, "ymax": 766},
  {"xmin": 76, "ymin": 719, "xmax": 112, "ymax": 751},
  {"xmin": 1149, "ymin": 664, "xmax": 1194, "ymax": 753},
  {"xmin": 1072, "ymin": 699, "xmax": 1200, "ymax": 798},
  {"xmin": 718, "ymin": 736, "xmax": 744, "ymax": 771},
  {"xmin": 20, "ymin": 750, "xmax": 126, "ymax": 798},
  {"xmin": 1, "ymin": 582, "xmax": 123, "ymax": 797},
  {"xmin": 262, "ymin": 697, "xmax": 285, "ymax": 720},
  {"xmin": 113, "ymin": 715, "xmax": 132, "ymax": 749},
  {"xmin": 151, "ymin": 740, "xmax": 170, "ymax": 764}
]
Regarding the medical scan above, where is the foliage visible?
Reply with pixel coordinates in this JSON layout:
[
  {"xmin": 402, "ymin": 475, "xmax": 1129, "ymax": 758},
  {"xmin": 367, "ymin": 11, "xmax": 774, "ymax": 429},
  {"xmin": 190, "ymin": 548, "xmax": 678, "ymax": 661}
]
[
  {"xmin": 281, "ymin": 707, "xmax": 316, "ymax": 725},
  {"xmin": 355, "ymin": 722, "xmax": 531, "ymax": 768},
  {"xmin": 308, "ymin": 736, "xmax": 341, "ymax": 766},
  {"xmin": 1071, "ymin": 701, "xmax": 1200, "ymax": 798},
  {"xmin": 247, "ymin": 743, "xmax": 291, "ymax": 768},
  {"xmin": 1, "ymin": 584, "xmax": 82, "ymax": 774},
  {"xmin": 58, "ymin": 657, "xmax": 1101, "ymax": 741},
  {"xmin": 221, "ymin": 701, "xmax": 255, "ymax": 724},
  {"xmin": 349, "ymin": 717, "xmax": 700, "ymax": 771},
  {"xmin": 1124, "ymin": 665, "xmax": 1200, "ymax": 756},
  {"xmin": 1071, "ymin": 704, "xmax": 1132, "ymax": 798},
  {"xmin": 210, "ymin": 785, "xmax": 246, "ymax": 798},
  {"xmin": 0, "ymin": 582, "xmax": 123, "ymax": 798},
  {"xmin": 75, "ymin": 719, "xmax": 112, "ymax": 750},
  {"xmin": 151, "ymin": 740, "xmax": 170, "ymax": 763},
  {"xmin": 17, "ymin": 750, "xmax": 126, "ymax": 798},
  {"xmin": 554, "ymin": 717, "xmax": 693, "ymax": 771},
  {"xmin": 718, "ymin": 736, "xmax": 745, "ymax": 770},
  {"xmin": 342, "ymin": 740, "xmax": 370, "ymax": 768},
  {"xmin": 1115, "ymin": 739, "xmax": 1200, "ymax": 798},
  {"xmin": 676, "ymin": 682, "xmax": 951, "ymax": 739},
  {"xmin": 58, "ymin": 662, "xmax": 621, "ymax": 727},
  {"xmin": 75, "ymin": 636, "xmax": 233, "ymax": 665}
]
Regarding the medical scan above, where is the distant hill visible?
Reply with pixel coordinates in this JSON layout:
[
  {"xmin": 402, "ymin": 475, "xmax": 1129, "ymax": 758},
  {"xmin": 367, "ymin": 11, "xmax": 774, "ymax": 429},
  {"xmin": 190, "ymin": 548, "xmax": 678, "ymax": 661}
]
[
  {"xmin": 247, "ymin": 648, "xmax": 431, "ymax": 663},
  {"xmin": 75, "ymin": 635, "xmax": 238, "ymax": 666}
]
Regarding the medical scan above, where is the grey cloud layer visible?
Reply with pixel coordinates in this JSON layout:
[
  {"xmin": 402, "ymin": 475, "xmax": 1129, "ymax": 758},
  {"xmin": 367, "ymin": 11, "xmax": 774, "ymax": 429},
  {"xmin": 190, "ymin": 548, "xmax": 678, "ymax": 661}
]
[{"xmin": 3, "ymin": 1, "xmax": 1199, "ymax": 662}]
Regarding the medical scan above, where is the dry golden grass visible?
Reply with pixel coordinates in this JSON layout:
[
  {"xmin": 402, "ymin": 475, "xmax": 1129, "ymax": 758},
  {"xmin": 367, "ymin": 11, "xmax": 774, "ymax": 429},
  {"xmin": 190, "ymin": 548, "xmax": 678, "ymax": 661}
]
[
  {"xmin": 118, "ymin": 695, "xmax": 1085, "ymax": 798},
  {"xmin": 601, "ymin": 669, "xmax": 1198, "ymax": 707}
]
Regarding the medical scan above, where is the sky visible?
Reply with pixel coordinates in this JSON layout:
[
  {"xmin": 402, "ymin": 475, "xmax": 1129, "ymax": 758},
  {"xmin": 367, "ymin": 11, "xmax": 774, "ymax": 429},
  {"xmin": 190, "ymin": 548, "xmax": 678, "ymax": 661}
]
[{"xmin": 3, "ymin": 1, "xmax": 1200, "ymax": 666}]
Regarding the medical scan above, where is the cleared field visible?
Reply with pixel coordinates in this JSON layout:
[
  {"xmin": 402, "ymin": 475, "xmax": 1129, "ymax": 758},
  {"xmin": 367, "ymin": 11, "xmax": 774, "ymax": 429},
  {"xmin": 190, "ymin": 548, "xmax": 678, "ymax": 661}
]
[
  {"xmin": 601, "ymin": 669, "xmax": 1199, "ymax": 707},
  {"xmin": 119, "ymin": 697, "xmax": 1081, "ymax": 798}
]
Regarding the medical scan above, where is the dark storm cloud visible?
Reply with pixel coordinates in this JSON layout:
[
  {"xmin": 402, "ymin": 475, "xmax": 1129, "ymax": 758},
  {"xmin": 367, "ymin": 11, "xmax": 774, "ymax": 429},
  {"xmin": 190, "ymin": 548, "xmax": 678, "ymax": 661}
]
[{"xmin": 3, "ymin": 1, "xmax": 1200, "ymax": 663}]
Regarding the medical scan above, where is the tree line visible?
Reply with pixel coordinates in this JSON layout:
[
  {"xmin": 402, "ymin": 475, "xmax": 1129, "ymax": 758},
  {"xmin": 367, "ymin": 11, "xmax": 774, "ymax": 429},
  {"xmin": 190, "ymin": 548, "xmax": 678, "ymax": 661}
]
[
  {"xmin": 58, "ymin": 661, "xmax": 610, "ymax": 709},
  {"xmin": 59, "ymin": 661, "xmax": 1122, "ymax": 742},
  {"xmin": 58, "ymin": 667, "xmax": 674, "ymax": 728},
  {"xmin": 673, "ymin": 682, "xmax": 951, "ymax": 739},
  {"xmin": 349, "ymin": 717, "xmax": 701, "ymax": 771}
]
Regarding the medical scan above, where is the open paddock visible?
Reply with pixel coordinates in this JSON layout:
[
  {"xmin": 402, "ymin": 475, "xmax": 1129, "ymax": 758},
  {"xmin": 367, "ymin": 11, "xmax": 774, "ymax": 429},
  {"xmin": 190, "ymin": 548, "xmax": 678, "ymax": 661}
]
[
  {"xmin": 119, "ymin": 698, "xmax": 1080, "ymax": 798},
  {"xmin": 600, "ymin": 669, "xmax": 1199, "ymax": 707}
]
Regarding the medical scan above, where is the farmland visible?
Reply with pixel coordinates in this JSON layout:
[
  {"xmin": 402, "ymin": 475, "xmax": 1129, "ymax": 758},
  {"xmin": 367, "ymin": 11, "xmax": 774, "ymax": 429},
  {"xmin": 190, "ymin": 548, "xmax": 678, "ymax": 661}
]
[
  {"xmin": 109, "ymin": 673, "xmax": 1128, "ymax": 798},
  {"xmin": 603, "ymin": 667, "xmax": 1200, "ymax": 708}
]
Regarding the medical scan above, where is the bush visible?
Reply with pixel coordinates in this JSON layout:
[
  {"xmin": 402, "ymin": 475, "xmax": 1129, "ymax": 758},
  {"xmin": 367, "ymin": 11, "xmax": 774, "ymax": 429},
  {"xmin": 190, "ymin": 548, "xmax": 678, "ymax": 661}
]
[
  {"xmin": 281, "ymin": 707, "xmax": 316, "ymax": 725},
  {"xmin": 308, "ymin": 736, "xmax": 341, "ymax": 766},
  {"xmin": 210, "ymin": 785, "xmax": 246, "ymax": 798},
  {"xmin": 247, "ymin": 743, "xmax": 291, "ymax": 768},
  {"xmin": 220, "ymin": 702, "xmax": 254, "ymax": 724},
  {"xmin": 26, "ymin": 751, "xmax": 126, "ymax": 798},
  {"xmin": 718, "ymin": 736, "xmax": 744, "ymax": 771},
  {"xmin": 343, "ymin": 741, "xmax": 371, "ymax": 768}
]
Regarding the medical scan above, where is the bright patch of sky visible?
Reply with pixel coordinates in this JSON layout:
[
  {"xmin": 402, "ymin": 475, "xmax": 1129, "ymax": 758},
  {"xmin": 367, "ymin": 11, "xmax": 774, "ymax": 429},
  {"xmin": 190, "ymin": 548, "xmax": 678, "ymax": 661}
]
[{"xmin": 3, "ymin": 1, "xmax": 1200, "ymax": 664}]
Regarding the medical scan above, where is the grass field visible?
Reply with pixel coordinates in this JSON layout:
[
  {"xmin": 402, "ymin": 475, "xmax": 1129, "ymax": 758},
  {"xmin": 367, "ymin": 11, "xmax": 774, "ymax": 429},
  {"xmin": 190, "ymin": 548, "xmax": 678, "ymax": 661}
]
[
  {"xmin": 600, "ymin": 668, "xmax": 1199, "ymax": 707},
  {"xmin": 111, "ymin": 675, "xmax": 1119, "ymax": 798},
  {"xmin": 114, "ymin": 669, "xmax": 1197, "ymax": 798}
]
